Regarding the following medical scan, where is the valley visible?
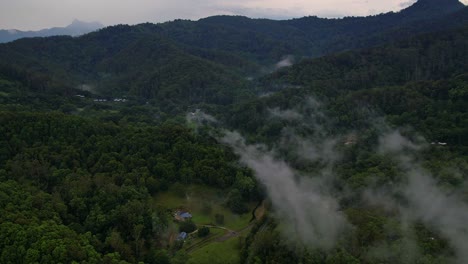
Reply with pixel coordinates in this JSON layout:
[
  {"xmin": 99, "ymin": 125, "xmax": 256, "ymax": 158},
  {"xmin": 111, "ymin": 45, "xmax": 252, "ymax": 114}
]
[{"xmin": 0, "ymin": 0, "xmax": 467, "ymax": 263}]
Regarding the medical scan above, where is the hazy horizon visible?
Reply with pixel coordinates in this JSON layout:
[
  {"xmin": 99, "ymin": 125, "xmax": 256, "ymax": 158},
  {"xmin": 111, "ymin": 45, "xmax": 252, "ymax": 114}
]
[{"xmin": 1, "ymin": 0, "xmax": 466, "ymax": 31}]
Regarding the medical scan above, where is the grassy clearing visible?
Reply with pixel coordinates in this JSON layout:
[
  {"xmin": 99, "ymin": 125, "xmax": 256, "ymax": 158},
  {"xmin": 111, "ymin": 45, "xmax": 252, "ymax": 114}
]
[
  {"xmin": 187, "ymin": 236, "xmax": 241, "ymax": 264},
  {"xmin": 184, "ymin": 228, "xmax": 225, "ymax": 249},
  {"xmin": 154, "ymin": 185, "xmax": 253, "ymax": 230},
  {"xmin": 153, "ymin": 184, "xmax": 255, "ymax": 263}
]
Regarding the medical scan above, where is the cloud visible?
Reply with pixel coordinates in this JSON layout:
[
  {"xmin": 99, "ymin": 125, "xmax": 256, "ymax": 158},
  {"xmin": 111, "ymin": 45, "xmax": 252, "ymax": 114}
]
[
  {"xmin": 268, "ymin": 107, "xmax": 303, "ymax": 121},
  {"xmin": 0, "ymin": 0, "xmax": 429, "ymax": 30},
  {"xmin": 242, "ymin": 94, "xmax": 468, "ymax": 259},
  {"xmin": 274, "ymin": 55, "xmax": 295, "ymax": 69},
  {"xmin": 221, "ymin": 131, "xmax": 349, "ymax": 249},
  {"xmin": 186, "ymin": 109, "xmax": 217, "ymax": 125},
  {"xmin": 218, "ymin": 96, "xmax": 354, "ymax": 248},
  {"xmin": 378, "ymin": 130, "xmax": 422, "ymax": 154},
  {"xmin": 405, "ymin": 172, "xmax": 468, "ymax": 263},
  {"xmin": 268, "ymin": 97, "xmax": 341, "ymax": 165},
  {"xmin": 212, "ymin": 5, "xmax": 303, "ymax": 20},
  {"xmin": 399, "ymin": 0, "xmax": 417, "ymax": 8},
  {"xmin": 375, "ymin": 131, "xmax": 468, "ymax": 264}
]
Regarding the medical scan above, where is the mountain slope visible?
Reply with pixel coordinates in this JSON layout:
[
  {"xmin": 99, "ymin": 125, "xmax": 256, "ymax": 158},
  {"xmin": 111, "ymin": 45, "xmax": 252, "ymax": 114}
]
[
  {"xmin": 261, "ymin": 26, "xmax": 468, "ymax": 96},
  {"xmin": 0, "ymin": 0, "xmax": 465, "ymax": 109},
  {"xmin": 224, "ymin": 26, "xmax": 468, "ymax": 147},
  {"xmin": 0, "ymin": 19, "xmax": 104, "ymax": 43},
  {"xmin": 402, "ymin": 0, "xmax": 465, "ymax": 18},
  {"xmin": 0, "ymin": 28, "xmax": 252, "ymax": 111},
  {"xmin": 1, "ymin": 2, "xmax": 468, "ymax": 264},
  {"xmin": 156, "ymin": 0, "xmax": 466, "ymax": 58}
]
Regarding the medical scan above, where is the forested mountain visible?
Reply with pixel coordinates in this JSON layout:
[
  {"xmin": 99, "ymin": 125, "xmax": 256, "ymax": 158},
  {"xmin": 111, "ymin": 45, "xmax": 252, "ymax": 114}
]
[
  {"xmin": 1, "ymin": 0, "xmax": 468, "ymax": 263},
  {"xmin": 217, "ymin": 19, "xmax": 468, "ymax": 264},
  {"xmin": 0, "ymin": 112, "xmax": 260, "ymax": 263},
  {"xmin": 261, "ymin": 26, "xmax": 468, "ymax": 96},
  {"xmin": 0, "ymin": 0, "xmax": 466, "ymax": 107},
  {"xmin": 229, "ymin": 26, "xmax": 467, "ymax": 111},
  {"xmin": 160, "ymin": 0, "xmax": 466, "ymax": 58},
  {"xmin": 0, "ymin": 19, "xmax": 104, "ymax": 43}
]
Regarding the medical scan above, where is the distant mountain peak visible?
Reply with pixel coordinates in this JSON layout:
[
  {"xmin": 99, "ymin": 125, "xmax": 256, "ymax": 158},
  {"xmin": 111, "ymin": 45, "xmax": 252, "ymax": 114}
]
[
  {"xmin": 414, "ymin": 0, "xmax": 464, "ymax": 6},
  {"xmin": 0, "ymin": 19, "xmax": 104, "ymax": 43},
  {"xmin": 401, "ymin": 0, "xmax": 465, "ymax": 15},
  {"xmin": 68, "ymin": 19, "xmax": 104, "ymax": 29}
]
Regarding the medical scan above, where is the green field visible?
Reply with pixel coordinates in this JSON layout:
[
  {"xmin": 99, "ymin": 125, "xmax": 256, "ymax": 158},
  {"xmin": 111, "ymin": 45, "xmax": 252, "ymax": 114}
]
[
  {"xmin": 154, "ymin": 184, "xmax": 254, "ymax": 263},
  {"xmin": 187, "ymin": 236, "xmax": 241, "ymax": 264},
  {"xmin": 154, "ymin": 185, "xmax": 253, "ymax": 230}
]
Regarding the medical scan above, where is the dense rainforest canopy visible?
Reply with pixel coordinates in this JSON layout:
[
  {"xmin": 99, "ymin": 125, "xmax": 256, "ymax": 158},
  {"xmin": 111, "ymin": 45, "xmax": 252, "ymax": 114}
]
[{"xmin": 0, "ymin": 0, "xmax": 467, "ymax": 263}]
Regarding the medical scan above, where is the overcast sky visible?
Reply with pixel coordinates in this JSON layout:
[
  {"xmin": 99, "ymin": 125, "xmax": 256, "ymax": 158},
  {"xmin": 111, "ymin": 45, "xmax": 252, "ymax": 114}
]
[{"xmin": 1, "ymin": 0, "xmax": 467, "ymax": 30}]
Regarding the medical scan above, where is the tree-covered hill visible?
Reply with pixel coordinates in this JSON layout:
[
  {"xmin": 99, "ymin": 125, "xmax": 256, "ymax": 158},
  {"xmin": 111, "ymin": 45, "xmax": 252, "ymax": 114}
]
[
  {"xmin": 215, "ymin": 23, "xmax": 468, "ymax": 264},
  {"xmin": 260, "ymin": 26, "xmax": 468, "ymax": 96},
  {"xmin": 0, "ymin": 1, "xmax": 468, "ymax": 263},
  {"xmin": 224, "ymin": 26, "xmax": 468, "ymax": 148},
  {"xmin": 0, "ymin": 111, "xmax": 259, "ymax": 263},
  {"xmin": 0, "ymin": 0, "xmax": 465, "ymax": 109},
  {"xmin": 157, "ymin": 0, "xmax": 466, "ymax": 59},
  {"xmin": 0, "ymin": 30, "xmax": 252, "ymax": 110}
]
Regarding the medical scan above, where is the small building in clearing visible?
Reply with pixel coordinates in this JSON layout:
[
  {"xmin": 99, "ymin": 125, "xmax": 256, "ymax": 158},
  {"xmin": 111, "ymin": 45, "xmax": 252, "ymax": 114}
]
[
  {"xmin": 174, "ymin": 211, "xmax": 193, "ymax": 221},
  {"xmin": 177, "ymin": 232, "xmax": 188, "ymax": 240},
  {"xmin": 180, "ymin": 212, "xmax": 192, "ymax": 219}
]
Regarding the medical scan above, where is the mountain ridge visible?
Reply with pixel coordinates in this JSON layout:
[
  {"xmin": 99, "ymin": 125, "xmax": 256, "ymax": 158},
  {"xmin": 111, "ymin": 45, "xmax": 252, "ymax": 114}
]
[
  {"xmin": 398, "ymin": 0, "xmax": 465, "ymax": 19},
  {"xmin": 0, "ymin": 0, "xmax": 466, "ymax": 105},
  {"xmin": 0, "ymin": 19, "xmax": 104, "ymax": 43}
]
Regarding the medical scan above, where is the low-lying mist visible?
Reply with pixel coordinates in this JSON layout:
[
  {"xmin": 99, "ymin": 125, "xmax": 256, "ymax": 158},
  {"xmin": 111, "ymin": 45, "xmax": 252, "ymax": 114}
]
[
  {"xmin": 221, "ymin": 130, "xmax": 349, "ymax": 249},
  {"xmin": 188, "ymin": 96, "xmax": 468, "ymax": 262}
]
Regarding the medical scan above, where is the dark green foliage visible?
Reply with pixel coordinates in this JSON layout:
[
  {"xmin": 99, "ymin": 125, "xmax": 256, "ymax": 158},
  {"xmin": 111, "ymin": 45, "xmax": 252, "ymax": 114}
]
[
  {"xmin": 215, "ymin": 214, "xmax": 225, "ymax": 225},
  {"xmin": 0, "ymin": 180, "xmax": 110, "ymax": 263},
  {"xmin": 261, "ymin": 26, "xmax": 468, "ymax": 97},
  {"xmin": 227, "ymin": 27, "xmax": 468, "ymax": 152},
  {"xmin": 0, "ymin": 2, "xmax": 467, "ymax": 263},
  {"xmin": 227, "ymin": 189, "xmax": 249, "ymax": 214},
  {"xmin": 0, "ymin": 111, "xmax": 254, "ymax": 263},
  {"xmin": 145, "ymin": 250, "xmax": 171, "ymax": 264},
  {"xmin": 221, "ymin": 20, "xmax": 468, "ymax": 264},
  {"xmin": 179, "ymin": 221, "xmax": 197, "ymax": 233},
  {"xmin": 0, "ymin": 0, "xmax": 465, "ymax": 112},
  {"xmin": 0, "ymin": 32, "xmax": 253, "ymax": 111},
  {"xmin": 198, "ymin": 227, "xmax": 210, "ymax": 238}
]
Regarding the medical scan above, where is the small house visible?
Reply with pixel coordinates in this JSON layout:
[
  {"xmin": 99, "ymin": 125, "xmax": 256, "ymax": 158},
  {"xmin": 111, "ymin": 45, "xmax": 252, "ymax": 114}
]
[
  {"xmin": 177, "ymin": 232, "xmax": 188, "ymax": 240},
  {"xmin": 174, "ymin": 210, "xmax": 193, "ymax": 221},
  {"xmin": 179, "ymin": 212, "xmax": 192, "ymax": 219}
]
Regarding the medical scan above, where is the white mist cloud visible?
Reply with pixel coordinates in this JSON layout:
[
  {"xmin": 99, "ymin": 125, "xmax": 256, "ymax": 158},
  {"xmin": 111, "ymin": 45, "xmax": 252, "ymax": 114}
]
[
  {"xmin": 271, "ymin": 97, "xmax": 342, "ymax": 164},
  {"xmin": 248, "ymin": 96, "xmax": 468, "ymax": 259},
  {"xmin": 183, "ymin": 92, "xmax": 468, "ymax": 260},
  {"xmin": 377, "ymin": 131, "xmax": 468, "ymax": 264},
  {"xmin": 275, "ymin": 55, "xmax": 295, "ymax": 69},
  {"xmin": 378, "ymin": 130, "xmax": 422, "ymax": 153},
  {"xmin": 268, "ymin": 107, "xmax": 303, "ymax": 121},
  {"xmin": 221, "ymin": 131, "xmax": 349, "ymax": 249},
  {"xmin": 186, "ymin": 109, "xmax": 217, "ymax": 125}
]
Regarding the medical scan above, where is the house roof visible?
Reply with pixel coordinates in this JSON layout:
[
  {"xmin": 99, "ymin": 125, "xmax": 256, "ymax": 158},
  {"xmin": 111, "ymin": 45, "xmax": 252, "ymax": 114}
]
[
  {"xmin": 177, "ymin": 232, "xmax": 187, "ymax": 240},
  {"xmin": 179, "ymin": 212, "xmax": 192, "ymax": 218}
]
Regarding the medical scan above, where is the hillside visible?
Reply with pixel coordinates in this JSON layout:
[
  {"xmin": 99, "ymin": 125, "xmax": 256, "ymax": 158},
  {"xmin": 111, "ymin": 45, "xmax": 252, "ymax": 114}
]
[
  {"xmin": 224, "ymin": 26, "xmax": 468, "ymax": 145},
  {"xmin": 0, "ymin": 0, "xmax": 465, "ymax": 108},
  {"xmin": 261, "ymin": 26, "xmax": 468, "ymax": 95},
  {"xmin": 219, "ymin": 26, "xmax": 468, "ymax": 264},
  {"xmin": 158, "ymin": 0, "xmax": 466, "ymax": 59},
  {"xmin": 0, "ymin": 0, "xmax": 468, "ymax": 263}
]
